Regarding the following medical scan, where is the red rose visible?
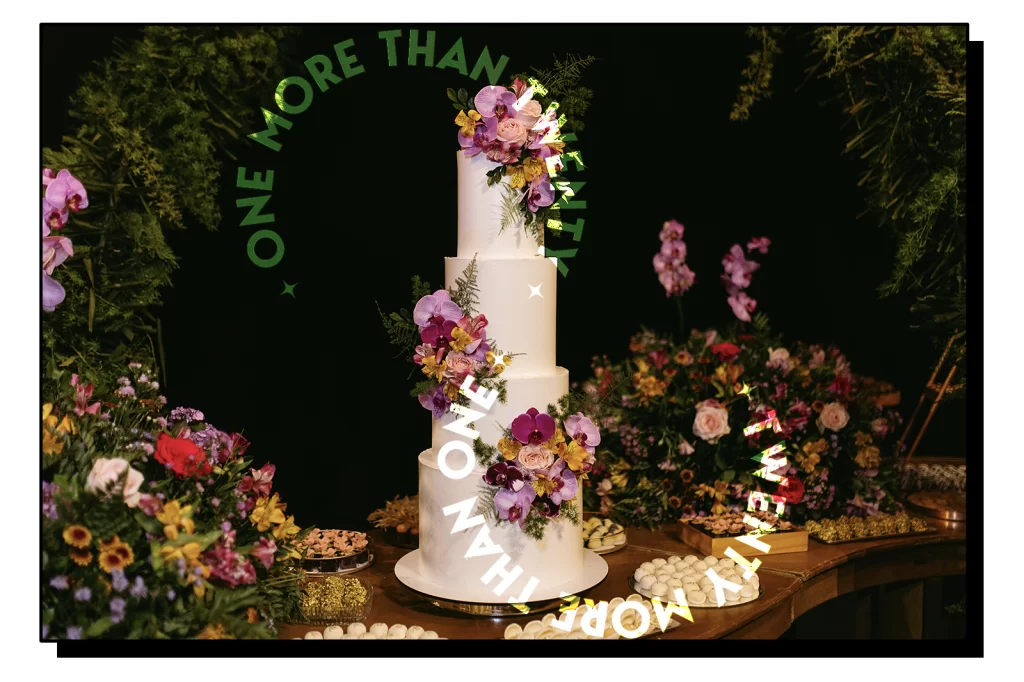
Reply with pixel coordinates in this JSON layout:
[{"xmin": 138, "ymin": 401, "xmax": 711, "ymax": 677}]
[
  {"xmin": 155, "ymin": 433, "xmax": 213, "ymax": 478},
  {"xmin": 778, "ymin": 477, "xmax": 805, "ymax": 504},
  {"xmin": 710, "ymin": 342, "xmax": 741, "ymax": 361}
]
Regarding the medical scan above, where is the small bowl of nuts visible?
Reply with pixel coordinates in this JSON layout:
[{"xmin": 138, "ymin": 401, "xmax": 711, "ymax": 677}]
[
  {"xmin": 582, "ymin": 513, "xmax": 627, "ymax": 554},
  {"xmin": 298, "ymin": 574, "xmax": 373, "ymax": 625}
]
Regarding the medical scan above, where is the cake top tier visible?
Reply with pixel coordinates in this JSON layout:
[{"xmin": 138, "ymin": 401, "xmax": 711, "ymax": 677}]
[{"xmin": 457, "ymin": 151, "xmax": 543, "ymax": 260}]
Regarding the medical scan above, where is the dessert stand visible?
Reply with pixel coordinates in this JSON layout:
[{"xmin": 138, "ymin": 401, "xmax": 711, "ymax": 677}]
[{"xmin": 394, "ymin": 548, "xmax": 609, "ymax": 617}]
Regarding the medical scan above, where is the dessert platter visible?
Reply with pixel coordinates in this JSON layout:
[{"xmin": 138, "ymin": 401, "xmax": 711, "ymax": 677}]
[
  {"xmin": 628, "ymin": 554, "xmax": 761, "ymax": 608},
  {"xmin": 582, "ymin": 514, "xmax": 627, "ymax": 554},
  {"xmin": 503, "ymin": 594, "xmax": 683, "ymax": 640},
  {"xmin": 680, "ymin": 511, "xmax": 808, "ymax": 556},
  {"xmin": 299, "ymin": 529, "xmax": 373, "ymax": 574},
  {"xmin": 394, "ymin": 146, "xmax": 608, "ymax": 612},
  {"xmin": 805, "ymin": 513, "xmax": 935, "ymax": 544},
  {"xmin": 297, "ymin": 622, "xmax": 444, "ymax": 640},
  {"xmin": 368, "ymin": 495, "xmax": 420, "ymax": 549}
]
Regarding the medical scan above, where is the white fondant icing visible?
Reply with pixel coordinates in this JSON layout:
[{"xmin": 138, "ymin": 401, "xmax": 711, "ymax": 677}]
[{"xmin": 457, "ymin": 152, "xmax": 540, "ymax": 259}]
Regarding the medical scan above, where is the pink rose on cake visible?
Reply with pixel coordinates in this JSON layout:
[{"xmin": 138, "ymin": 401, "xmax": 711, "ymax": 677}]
[
  {"xmin": 497, "ymin": 119, "xmax": 530, "ymax": 146},
  {"xmin": 693, "ymin": 399, "xmax": 731, "ymax": 444},
  {"xmin": 517, "ymin": 444, "xmax": 555, "ymax": 471},
  {"xmin": 819, "ymin": 402, "xmax": 850, "ymax": 432},
  {"xmin": 443, "ymin": 352, "xmax": 477, "ymax": 383},
  {"xmin": 514, "ymin": 99, "xmax": 543, "ymax": 128}
]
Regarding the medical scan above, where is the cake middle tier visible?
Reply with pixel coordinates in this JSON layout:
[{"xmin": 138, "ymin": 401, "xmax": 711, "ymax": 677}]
[
  {"xmin": 431, "ymin": 367, "xmax": 569, "ymax": 452},
  {"xmin": 445, "ymin": 255, "xmax": 557, "ymax": 377}
]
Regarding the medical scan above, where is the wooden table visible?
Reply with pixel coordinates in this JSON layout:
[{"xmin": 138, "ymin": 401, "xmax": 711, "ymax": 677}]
[{"xmin": 278, "ymin": 519, "xmax": 966, "ymax": 640}]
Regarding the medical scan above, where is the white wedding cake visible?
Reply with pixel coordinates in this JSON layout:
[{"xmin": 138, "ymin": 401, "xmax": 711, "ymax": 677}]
[{"xmin": 410, "ymin": 152, "xmax": 588, "ymax": 603}]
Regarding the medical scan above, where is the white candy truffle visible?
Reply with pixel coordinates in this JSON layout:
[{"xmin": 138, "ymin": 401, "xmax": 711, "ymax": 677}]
[
  {"xmin": 640, "ymin": 562, "xmax": 656, "ymax": 573},
  {"xmin": 685, "ymin": 583, "xmax": 702, "ymax": 593},
  {"xmin": 683, "ymin": 555, "xmax": 699, "ymax": 564},
  {"xmin": 627, "ymin": 593, "xmax": 644, "ymax": 602},
  {"xmin": 406, "ymin": 625, "xmax": 424, "ymax": 639},
  {"xmin": 341, "ymin": 633, "xmax": 359, "ymax": 639},
  {"xmin": 671, "ymin": 571, "xmax": 685, "ymax": 580},
  {"xmin": 518, "ymin": 633, "xmax": 536, "ymax": 640},
  {"xmin": 369, "ymin": 623, "xmax": 389, "ymax": 638},
  {"xmin": 687, "ymin": 591, "xmax": 707, "ymax": 605},
  {"xmin": 718, "ymin": 558, "xmax": 735, "ymax": 569},
  {"xmin": 503, "ymin": 623, "xmax": 523, "ymax": 640},
  {"xmin": 668, "ymin": 578, "xmax": 683, "ymax": 590},
  {"xmin": 359, "ymin": 633, "xmax": 377, "ymax": 640},
  {"xmin": 651, "ymin": 558, "xmax": 668, "ymax": 568},
  {"xmin": 650, "ymin": 582, "xmax": 669, "ymax": 598},
  {"xmin": 740, "ymin": 585, "xmax": 755, "ymax": 598},
  {"xmin": 682, "ymin": 575, "xmax": 699, "ymax": 585},
  {"xmin": 387, "ymin": 624, "xmax": 407, "ymax": 639},
  {"xmin": 420, "ymin": 630, "xmax": 439, "ymax": 640},
  {"xmin": 667, "ymin": 555, "xmax": 683, "ymax": 564},
  {"xmin": 609, "ymin": 597, "xmax": 625, "ymax": 608},
  {"xmin": 725, "ymin": 590, "xmax": 741, "ymax": 602},
  {"xmin": 704, "ymin": 556, "xmax": 719, "ymax": 566},
  {"xmin": 347, "ymin": 622, "xmax": 367, "ymax": 636},
  {"xmin": 699, "ymin": 576, "xmax": 713, "ymax": 588},
  {"xmin": 542, "ymin": 613, "xmax": 557, "ymax": 626},
  {"xmin": 304, "ymin": 631, "xmax": 323, "ymax": 640},
  {"xmin": 523, "ymin": 621, "xmax": 544, "ymax": 634},
  {"xmin": 639, "ymin": 575, "xmax": 656, "ymax": 589},
  {"xmin": 702, "ymin": 583, "xmax": 716, "ymax": 594},
  {"xmin": 633, "ymin": 568, "xmax": 650, "ymax": 581},
  {"xmin": 656, "ymin": 574, "xmax": 671, "ymax": 584},
  {"xmin": 323, "ymin": 625, "xmax": 345, "ymax": 640},
  {"xmin": 727, "ymin": 575, "xmax": 743, "ymax": 585},
  {"xmin": 692, "ymin": 561, "xmax": 708, "ymax": 572},
  {"xmin": 656, "ymin": 567, "xmax": 673, "ymax": 576},
  {"xmin": 683, "ymin": 567, "xmax": 698, "ymax": 577}
]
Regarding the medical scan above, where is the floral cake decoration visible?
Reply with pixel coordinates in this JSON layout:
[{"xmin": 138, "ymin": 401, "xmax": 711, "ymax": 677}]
[{"xmin": 476, "ymin": 402, "xmax": 601, "ymax": 540}]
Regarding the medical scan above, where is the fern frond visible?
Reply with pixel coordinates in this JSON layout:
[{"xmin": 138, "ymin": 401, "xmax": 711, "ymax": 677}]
[
  {"xmin": 449, "ymin": 256, "xmax": 481, "ymax": 315},
  {"xmin": 499, "ymin": 185, "xmax": 525, "ymax": 237}
]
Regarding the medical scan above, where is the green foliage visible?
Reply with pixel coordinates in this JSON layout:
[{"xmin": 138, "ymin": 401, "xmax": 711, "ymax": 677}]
[
  {"xmin": 514, "ymin": 54, "xmax": 598, "ymax": 132},
  {"xmin": 731, "ymin": 25, "xmax": 968, "ymax": 366},
  {"xmin": 474, "ymin": 438, "xmax": 499, "ymax": 467},
  {"xmin": 42, "ymin": 26, "xmax": 295, "ymax": 387},
  {"xmin": 446, "ymin": 87, "xmax": 476, "ymax": 112},
  {"xmin": 448, "ymin": 256, "xmax": 480, "ymax": 315}
]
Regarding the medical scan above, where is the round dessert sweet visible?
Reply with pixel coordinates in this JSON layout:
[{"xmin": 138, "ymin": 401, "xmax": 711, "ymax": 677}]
[
  {"xmin": 359, "ymin": 633, "xmax": 377, "ymax": 640},
  {"xmin": 406, "ymin": 625, "xmax": 425, "ymax": 639},
  {"xmin": 347, "ymin": 622, "xmax": 366, "ymax": 636},
  {"xmin": 740, "ymin": 585, "xmax": 755, "ymax": 599},
  {"xmin": 704, "ymin": 556, "xmax": 719, "ymax": 566},
  {"xmin": 727, "ymin": 575, "xmax": 742, "ymax": 585},
  {"xmin": 369, "ymin": 623, "xmax": 389, "ymax": 638},
  {"xmin": 668, "ymin": 555, "xmax": 682, "ymax": 564},
  {"xmin": 639, "ymin": 575, "xmax": 656, "ymax": 590},
  {"xmin": 568, "ymin": 631, "xmax": 588, "ymax": 639},
  {"xmin": 702, "ymin": 583, "xmax": 716, "ymax": 594},
  {"xmin": 640, "ymin": 562, "xmax": 656, "ymax": 573},
  {"xmin": 668, "ymin": 578, "xmax": 683, "ymax": 590},
  {"xmin": 718, "ymin": 558, "xmax": 735, "ymax": 569},
  {"xmin": 651, "ymin": 582, "xmax": 669, "ymax": 598},
  {"xmin": 692, "ymin": 560, "xmax": 708, "ymax": 572},
  {"xmin": 687, "ymin": 591, "xmax": 707, "ymax": 605},
  {"xmin": 633, "ymin": 567, "xmax": 650, "ymax": 582},
  {"xmin": 685, "ymin": 582, "xmax": 702, "ymax": 593},
  {"xmin": 542, "ymin": 613, "xmax": 557, "ymax": 626},
  {"xmin": 609, "ymin": 597, "xmax": 625, "ymax": 608},
  {"xmin": 682, "ymin": 575, "xmax": 699, "ymax": 585},
  {"xmin": 656, "ymin": 574, "xmax": 671, "ymax": 584},
  {"xmin": 388, "ymin": 624, "xmax": 407, "ymax": 639},
  {"xmin": 420, "ymin": 631, "xmax": 439, "ymax": 640},
  {"xmin": 725, "ymin": 590, "xmax": 741, "ymax": 602},
  {"xmin": 627, "ymin": 593, "xmax": 644, "ymax": 602},
  {"xmin": 304, "ymin": 630, "xmax": 323, "ymax": 640},
  {"xmin": 671, "ymin": 571, "xmax": 685, "ymax": 580},
  {"xmin": 519, "ymin": 633, "xmax": 536, "ymax": 640},
  {"xmin": 699, "ymin": 576, "xmax": 713, "ymax": 588},
  {"xmin": 683, "ymin": 555, "xmax": 698, "ymax": 565},
  {"xmin": 323, "ymin": 625, "xmax": 345, "ymax": 640},
  {"xmin": 341, "ymin": 633, "xmax": 359, "ymax": 639},
  {"xmin": 523, "ymin": 621, "xmax": 544, "ymax": 634},
  {"xmin": 504, "ymin": 623, "xmax": 523, "ymax": 639},
  {"xmin": 651, "ymin": 558, "xmax": 668, "ymax": 568},
  {"xmin": 683, "ymin": 567, "xmax": 697, "ymax": 577}
]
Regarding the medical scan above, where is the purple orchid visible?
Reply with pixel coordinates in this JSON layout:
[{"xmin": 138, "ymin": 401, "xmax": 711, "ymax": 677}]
[
  {"xmin": 537, "ymin": 458, "xmax": 578, "ymax": 505},
  {"xmin": 474, "ymin": 85, "xmax": 517, "ymax": 120},
  {"xmin": 459, "ymin": 116, "xmax": 498, "ymax": 157},
  {"xmin": 44, "ymin": 169, "xmax": 89, "ymax": 213},
  {"xmin": 43, "ymin": 197, "xmax": 67, "ymax": 232},
  {"xmin": 43, "ymin": 271, "xmax": 66, "ymax": 312},
  {"xmin": 747, "ymin": 236, "xmax": 771, "ymax": 254},
  {"xmin": 727, "ymin": 290, "xmax": 757, "ymax": 322},
  {"xmin": 722, "ymin": 244, "xmax": 760, "ymax": 289},
  {"xmin": 660, "ymin": 239, "xmax": 687, "ymax": 261},
  {"xmin": 483, "ymin": 461, "xmax": 526, "ymax": 491},
  {"xmin": 413, "ymin": 290, "xmax": 463, "ymax": 328},
  {"xmin": 418, "ymin": 384, "xmax": 451, "ymax": 419},
  {"xmin": 495, "ymin": 484, "xmax": 537, "ymax": 529},
  {"xmin": 526, "ymin": 174, "xmax": 554, "ymax": 213},
  {"xmin": 659, "ymin": 219, "xmax": 685, "ymax": 241},
  {"xmin": 564, "ymin": 412, "xmax": 601, "ymax": 454},
  {"xmin": 43, "ymin": 233, "xmax": 73, "ymax": 276},
  {"xmin": 534, "ymin": 495, "xmax": 560, "ymax": 518},
  {"xmin": 511, "ymin": 407, "xmax": 556, "ymax": 445},
  {"xmin": 420, "ymin": 318, "xmax": 458, "ymax": 353}
]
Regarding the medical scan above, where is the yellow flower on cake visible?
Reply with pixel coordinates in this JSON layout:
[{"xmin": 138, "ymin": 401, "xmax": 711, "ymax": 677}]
[
  {"xmin": 542, "ymin": 428, "xmax": 566, "ymax": 453},
  {"xmin": 421, "ymin": 356, "xmax": 447, "ymax": 382},
  {"xmin": 454, "ymin": 109, "xmax": 482, "ymax": 137},
  {"xmin": 522, "ymin": 157, "xmax": 546, "ymax": 182},
  {"xmin": 561, "ymin": 440, "xmax": 589, "ymax": 472},
  {"xmin": 854, "ymin": 445, "xmax": 881, "ymax": 469},
  {"xmin": 449, "ymin": 327, "xmax": 474, "ymax": 353},
  {"xmin": 505, "ymin": 164, "xmax": 526, "ymax": 189},
  {"xmin": 443, "ymin": 382, "xmax": 460, "ymax": 401},
  {"xmin": 273, "ymin": 515, "xmax": 301, "ymax": 541},
  {"xmin": 497, "ymin": 437, "xmax": 522, "ymax": 461},
  {"xmin": 486, "ymin": 351, "xmax": 510, "ymax": 374},
  {"xmin": 251, "ymin": 493, "xmax": 287, "ymax": 532},
  {"xmin": 63, "ymin": 525, "xmax": 92, "ymax": 549}
]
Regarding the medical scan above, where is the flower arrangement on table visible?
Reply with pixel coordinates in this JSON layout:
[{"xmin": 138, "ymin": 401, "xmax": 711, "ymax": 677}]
[
  {"xmin": 577, "ymin": 221, "xmax": 905, "ymax": 529},
  {"xmin": 41, "ymin": 360, "xmax": 308, "ymax": 640},
  {"xmin": 379, "ymin": 258, "xmax": 513, "ymax": 419},
  {"xmin": 474, "ymin": 403, "xmax": 601, "ymax": 540},
  {"xmin": 449, "ymin": 77, "xmax": 584, "ymax": 242}
]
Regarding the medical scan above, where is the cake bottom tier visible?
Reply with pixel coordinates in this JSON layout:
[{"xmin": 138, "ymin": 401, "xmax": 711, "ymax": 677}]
[{"xmin": 416, "ymin": 448, "xmax": 584, "ymax": 603}]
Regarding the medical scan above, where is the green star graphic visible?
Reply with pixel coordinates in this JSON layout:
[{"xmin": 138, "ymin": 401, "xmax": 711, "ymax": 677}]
[{"xmin": 281, "ymin": 281, "xmax": 298, "ymax": 298}]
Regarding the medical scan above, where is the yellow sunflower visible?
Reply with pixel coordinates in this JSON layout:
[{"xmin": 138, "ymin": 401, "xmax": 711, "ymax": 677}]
[
  {"xmin": 98, "ymin": 540, "xmax": 135, "ymax": 573},
  {"xmin": 63, "ymin": 525, "xmax": 92, "ymax": 549},
  {"xmin": 69, "ymin": 549, "xmax": 93, "ymax": 567}
]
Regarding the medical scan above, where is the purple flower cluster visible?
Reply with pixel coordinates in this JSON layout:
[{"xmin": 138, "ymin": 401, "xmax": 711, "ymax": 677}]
[
  {"xmin": 169, "ymin": 407, "xmax": 205, "ymax": 424},
  {"xmin": 43, "ymin": 480, "xmax": 60, "ymax": 520},
  {"xmin": 653, "ymin": 220, "xmax": 695, "ymax": 297},
  {"xmin": 721, "ymin": 237, "xmax": 771, "ymax": 322},
  {"xmin": 42, "ymin": 169, "xmax": 86, "ymax": 312},
  {"xmin": 617, "ymin": 424, "xmax": 649, "ymax": 461}
]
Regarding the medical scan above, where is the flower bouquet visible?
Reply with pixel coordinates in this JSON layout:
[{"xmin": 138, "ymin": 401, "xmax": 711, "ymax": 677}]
[
  {"xmin": 449, "ymin": 77, "xmax": 583, "ymax": 242},
  {"xmin": 577, "ymin": 220, "xmax": 905, "ymax": 529},
  {"xmin": 41, "ymin": 361, "xmax": 307, "ymax": 640},
  {"xmin": 475, "ymin": 405, "xmax": 600, "ymax": 540}
]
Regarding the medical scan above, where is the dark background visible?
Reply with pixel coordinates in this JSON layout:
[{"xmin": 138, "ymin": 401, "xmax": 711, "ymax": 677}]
[{"xmin": 41, "ymin": 24, "xmax": 966, "ymax": 531}]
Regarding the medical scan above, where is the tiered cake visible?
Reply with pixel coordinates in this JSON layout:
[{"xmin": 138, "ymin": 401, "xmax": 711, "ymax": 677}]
[{"xmin": 409, "ymin": 152, "xmax": 589, "ymax": 603}]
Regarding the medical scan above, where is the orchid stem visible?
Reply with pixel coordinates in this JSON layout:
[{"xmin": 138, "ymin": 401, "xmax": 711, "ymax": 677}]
[{"xmin": 674, "ymin": 297, "xmax": 685, "ymax": 343}]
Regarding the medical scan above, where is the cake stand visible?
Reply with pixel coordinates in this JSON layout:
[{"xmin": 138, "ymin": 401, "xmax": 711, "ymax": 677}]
[{"xmin": 395, "ymin": 549, "xmax": 609, "ymax": 617}]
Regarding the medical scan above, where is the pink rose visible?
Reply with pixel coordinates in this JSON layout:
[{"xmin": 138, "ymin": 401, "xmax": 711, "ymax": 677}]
[
  {"xmin": 496, "ymin": 119, "xmax": 529, "ymax": 145},
  {"xmin": 517, "ymin": 444, "xmax": 555, "ymax": 471},
  {"xmin": 85, "ymin": 457, "xmax": 145, "ymax": 507},
  {"xmin": 444, "ymin": 352, "xmax": 477, "ymax": 381},
  {"xmin": 871, "ymin": 418, "xmax": 891, "ymax": 439},
  {"xmin": 820, "ymin": 402, "xmax": 850, "ymax": 432},
  {"xmin": 514, "ymin": 99, "xmax": 543, "ymax": 128},
  {"xmin": 693, "ymin": 400, "xmax": 731, "ymax": 444},
  {"xmin": 766, "ymin": 347, "xmax": 791, "ymax": 374}
]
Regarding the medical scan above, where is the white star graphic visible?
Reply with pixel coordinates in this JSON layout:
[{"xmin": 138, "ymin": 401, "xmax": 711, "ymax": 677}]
[
  {"xmin": 528, "ymin": 283, "xmax": 543, "ymax": 299},
  {"xmin": 490, "ymin": 353, "xmax": 507, "ymax": 369}
]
